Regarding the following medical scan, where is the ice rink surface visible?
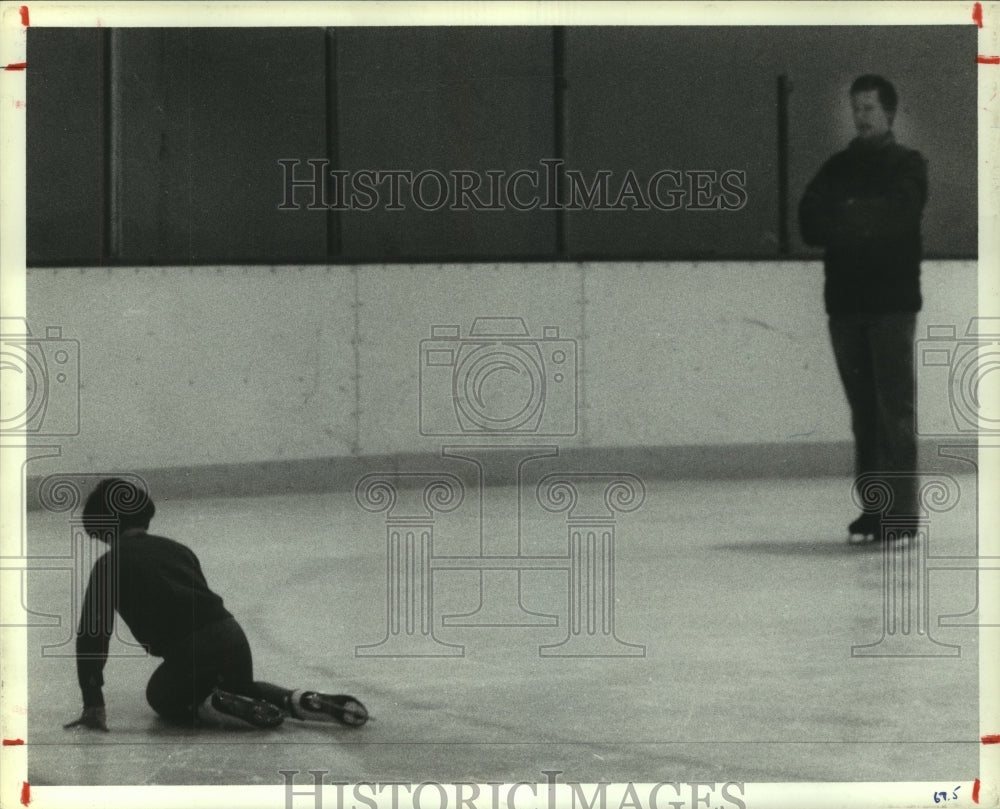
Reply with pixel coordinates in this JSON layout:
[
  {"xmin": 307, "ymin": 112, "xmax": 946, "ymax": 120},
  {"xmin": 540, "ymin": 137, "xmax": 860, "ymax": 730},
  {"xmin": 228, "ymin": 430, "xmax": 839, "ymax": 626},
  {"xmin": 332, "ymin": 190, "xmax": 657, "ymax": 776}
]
[{"xmin": 23, "ymin": 473, "xmax": 980, "ymax": 785}]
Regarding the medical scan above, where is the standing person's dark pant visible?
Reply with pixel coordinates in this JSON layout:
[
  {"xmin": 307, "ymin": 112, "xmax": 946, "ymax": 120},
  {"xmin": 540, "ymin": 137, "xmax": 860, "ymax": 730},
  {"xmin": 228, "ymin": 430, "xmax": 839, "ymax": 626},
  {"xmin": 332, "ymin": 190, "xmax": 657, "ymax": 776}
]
[
  {"xmin": 146, "ymin": 616, "xmax": 292, "ymax": 724},
  {"xmin": 828, "ymin": 311, "xmax": 918, "ymax": 519}
]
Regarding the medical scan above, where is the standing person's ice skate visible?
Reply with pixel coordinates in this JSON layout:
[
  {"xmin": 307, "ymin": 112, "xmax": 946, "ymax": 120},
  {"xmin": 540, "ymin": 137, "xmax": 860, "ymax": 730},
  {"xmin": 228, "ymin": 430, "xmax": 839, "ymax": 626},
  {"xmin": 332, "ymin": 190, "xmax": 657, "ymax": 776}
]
[{"xmin": 64, "ymin": 477, "xmax": 369, "ymax": 731}]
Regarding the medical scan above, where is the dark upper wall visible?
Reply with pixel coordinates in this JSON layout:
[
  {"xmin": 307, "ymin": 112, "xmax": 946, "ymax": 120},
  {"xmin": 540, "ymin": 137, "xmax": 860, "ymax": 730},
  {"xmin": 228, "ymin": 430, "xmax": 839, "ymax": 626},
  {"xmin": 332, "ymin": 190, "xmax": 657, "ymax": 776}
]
[
  {"xmin": 26, "ymin": 26, "xmax": 977, "ymax": 266},
  {"xmin": 27, "ymin": 28, "xmax": 107, "ymax": 265}
]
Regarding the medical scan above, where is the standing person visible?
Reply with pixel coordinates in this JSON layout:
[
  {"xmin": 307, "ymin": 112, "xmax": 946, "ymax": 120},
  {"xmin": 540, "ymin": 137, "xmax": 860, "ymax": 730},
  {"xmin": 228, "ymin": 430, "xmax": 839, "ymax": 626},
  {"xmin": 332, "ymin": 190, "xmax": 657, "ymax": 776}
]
[
  {"xmin": 798, "ymin": 74, "xmax": 928, "ymax": 544},
  {"xmin": 63, "ymin": 477, "xmax": 369, "ymax": 731}
]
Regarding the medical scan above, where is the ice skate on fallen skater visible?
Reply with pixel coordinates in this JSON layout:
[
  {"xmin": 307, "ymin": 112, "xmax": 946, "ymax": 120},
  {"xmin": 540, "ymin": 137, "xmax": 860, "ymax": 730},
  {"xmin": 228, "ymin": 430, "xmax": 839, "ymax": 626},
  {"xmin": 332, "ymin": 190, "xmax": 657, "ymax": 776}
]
[
  {"xmin": 210, "ymin": 689, "xmax": 285, "ymax": 729},
  {"xmin": 289, "ymin": 690, "xmax": 370, "ymax": 727}
]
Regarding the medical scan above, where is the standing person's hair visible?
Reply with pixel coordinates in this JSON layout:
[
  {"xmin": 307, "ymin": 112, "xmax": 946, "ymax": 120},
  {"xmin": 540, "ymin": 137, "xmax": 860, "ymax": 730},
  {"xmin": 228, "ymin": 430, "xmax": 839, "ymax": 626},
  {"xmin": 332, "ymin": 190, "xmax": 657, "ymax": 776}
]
[
  {"xmin": 82, "ymin": 477, "xmax": 156, "ymax": 540},
  {"xmin": 850, "ymin": 74, "xmax": 898, "ymax": 120}
]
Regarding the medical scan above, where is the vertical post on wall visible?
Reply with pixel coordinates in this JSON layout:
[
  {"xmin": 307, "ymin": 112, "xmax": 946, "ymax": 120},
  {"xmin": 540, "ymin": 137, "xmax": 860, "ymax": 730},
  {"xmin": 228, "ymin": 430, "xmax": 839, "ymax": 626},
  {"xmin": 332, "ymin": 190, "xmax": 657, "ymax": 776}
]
[
  {"xmin": 96, "ymin": 28, "xmax": 123, "ymax": 263},
  {"xmin": 325, "ymin": 28, "xmax": 341, "ymax": 262},
  {"xmin": 98, "ymin": 28, "xmax": 111, "ymax": 264},
  {"xmin": 552, "ymin": 26, "xmax": 567, "ymax": 260},
  {"xmin": 776, "ymin": 74, "xmax": 791, "ymax": 255},
  {"xmin": 107, "ymin": 29, "xmax": 122, "ymax": 262}
]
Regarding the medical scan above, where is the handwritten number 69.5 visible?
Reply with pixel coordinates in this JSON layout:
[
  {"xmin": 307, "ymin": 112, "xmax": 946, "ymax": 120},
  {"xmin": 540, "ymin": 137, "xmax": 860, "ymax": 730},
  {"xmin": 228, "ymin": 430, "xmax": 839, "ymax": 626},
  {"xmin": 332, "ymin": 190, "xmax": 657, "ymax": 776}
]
[{"xmin": 933, "ymin": 786, "xmax": 961, "ymax": 803}]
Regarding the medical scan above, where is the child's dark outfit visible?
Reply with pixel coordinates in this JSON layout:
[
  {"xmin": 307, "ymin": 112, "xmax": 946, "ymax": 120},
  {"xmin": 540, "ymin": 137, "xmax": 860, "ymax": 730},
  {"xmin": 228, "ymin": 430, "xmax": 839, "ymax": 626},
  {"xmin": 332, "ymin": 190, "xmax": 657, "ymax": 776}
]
[{"xmin": 75, "ymin": 527, "xmax": 357, "ymax": 726}]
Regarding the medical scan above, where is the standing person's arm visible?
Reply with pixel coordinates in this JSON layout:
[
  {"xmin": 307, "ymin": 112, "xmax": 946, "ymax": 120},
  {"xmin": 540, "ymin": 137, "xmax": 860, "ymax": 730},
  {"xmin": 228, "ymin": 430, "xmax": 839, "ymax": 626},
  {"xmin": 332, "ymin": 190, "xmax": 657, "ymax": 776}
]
[
  {"xmin": 834, "ymin": 150, "xmax": 928, "ymax": 242},
  {"xmin": 64, "ymin": 556, "xmax": 114, "ymax": 731},
  {"xmin": 798, "ymin": 160, "xmax": 841, "ymax": 247}
]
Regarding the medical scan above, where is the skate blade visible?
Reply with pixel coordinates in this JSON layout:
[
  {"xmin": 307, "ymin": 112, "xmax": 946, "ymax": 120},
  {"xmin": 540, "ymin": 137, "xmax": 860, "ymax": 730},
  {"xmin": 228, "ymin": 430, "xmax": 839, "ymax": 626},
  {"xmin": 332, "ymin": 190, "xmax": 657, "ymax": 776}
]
[
  {"xmin": 300, "ymin": 694, "xmax": 372, "ymax": 727},
  {"xmin": 847, "ymin": 532, "xmax": 877, "ymax": 545}
]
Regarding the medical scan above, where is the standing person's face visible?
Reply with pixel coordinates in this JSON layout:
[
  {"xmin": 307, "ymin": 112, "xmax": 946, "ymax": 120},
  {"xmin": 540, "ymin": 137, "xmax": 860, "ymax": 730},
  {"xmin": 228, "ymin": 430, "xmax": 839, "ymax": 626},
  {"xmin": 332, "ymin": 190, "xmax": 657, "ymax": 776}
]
[{"xmin": 851, "ymin": 90, "xmax": 892, "ymax": 139}]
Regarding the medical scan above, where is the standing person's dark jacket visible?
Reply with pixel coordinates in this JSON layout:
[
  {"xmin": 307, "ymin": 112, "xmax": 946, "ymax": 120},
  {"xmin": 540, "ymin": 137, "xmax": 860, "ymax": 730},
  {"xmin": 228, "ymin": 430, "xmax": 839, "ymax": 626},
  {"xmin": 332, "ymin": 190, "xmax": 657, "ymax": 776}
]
[
  {"xmin": 798, "ymin": 132, "xmax": 928, "ymax": 315},
  {"xmin": 75, "ymin": 530, "xmax": 232, "ymax": 708}
]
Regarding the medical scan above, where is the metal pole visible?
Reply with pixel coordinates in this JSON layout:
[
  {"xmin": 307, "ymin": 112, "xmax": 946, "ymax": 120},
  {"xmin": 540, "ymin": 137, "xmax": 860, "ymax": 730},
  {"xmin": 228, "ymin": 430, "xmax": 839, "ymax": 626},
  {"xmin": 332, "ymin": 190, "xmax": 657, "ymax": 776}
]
[{"xmin": 777, "ymin": 74, "xmax": 790, "ymax": 255}]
